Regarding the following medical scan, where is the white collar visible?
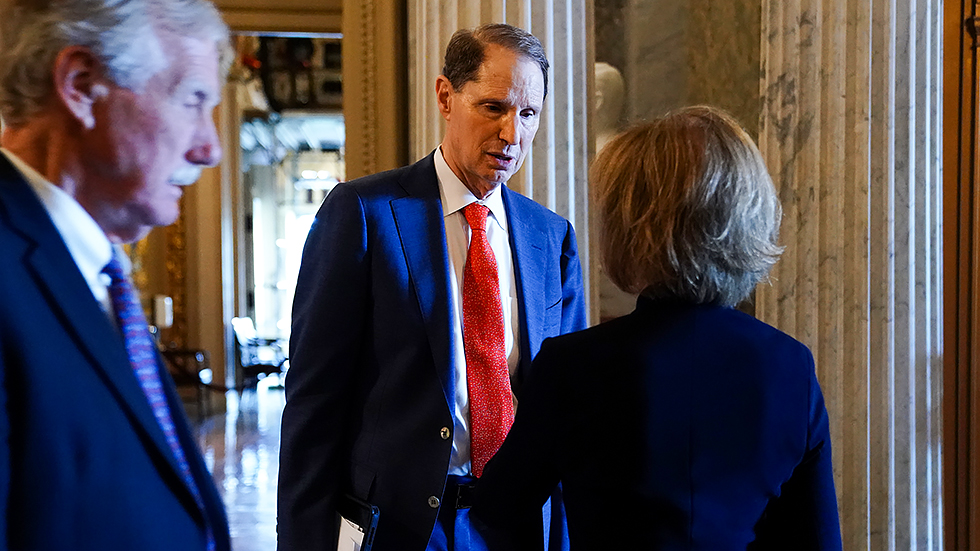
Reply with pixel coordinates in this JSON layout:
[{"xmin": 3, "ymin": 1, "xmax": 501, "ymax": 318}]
[
  {"xmin": 0, "ymin": 148, "xmax": 113, "ymax": 281},
  {"xmin": 434, "ymin": 146, "xmax": 508, "ymax": 232}
]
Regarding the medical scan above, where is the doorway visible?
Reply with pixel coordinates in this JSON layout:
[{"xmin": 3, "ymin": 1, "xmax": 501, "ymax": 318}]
[
  {"xmin": 239, "ymin": 112, "xmax": 344, "ymax": 341},
  {"xmin": 228, "ymin": 34, "xmax": 345, "ymax": 382}
]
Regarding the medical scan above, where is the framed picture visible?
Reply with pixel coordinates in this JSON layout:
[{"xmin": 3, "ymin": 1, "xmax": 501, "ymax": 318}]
[{"xmin": 258, "ymin": 37, "xmax": 342, "ymax": 111}]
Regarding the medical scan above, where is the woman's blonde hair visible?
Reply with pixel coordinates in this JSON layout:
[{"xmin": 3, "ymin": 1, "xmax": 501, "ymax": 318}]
[{"xmin": 592, "ymin": 105, "xmax": 783, "ymax": 307}]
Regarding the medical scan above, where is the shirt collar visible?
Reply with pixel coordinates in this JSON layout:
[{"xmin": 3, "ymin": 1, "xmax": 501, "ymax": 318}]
[
  {"xmin": 434, "ymin": 146, "xmax": 508, "ymax": 232},
  {"xmin": 0, "ymin": 148, "xmax": 113, "ymax": 280}
]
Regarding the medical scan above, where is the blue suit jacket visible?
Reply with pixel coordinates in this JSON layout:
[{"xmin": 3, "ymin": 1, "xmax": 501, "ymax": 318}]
[
  {"xmin": 278, "ymin": 152, "xmax": 587, "ymax": 550},
  {"xmin": 472, "ymin": 297, "xmax": 842, "ymax": 550},
  {"xmin": 0, "ymin": 156, "xmax": 230, "ymax": 550}
]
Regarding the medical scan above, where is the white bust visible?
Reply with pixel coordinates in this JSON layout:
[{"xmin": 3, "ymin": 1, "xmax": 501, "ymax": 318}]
[
  {"xmin": 594, "ymin": 62, "xmax": 625, "ymax": 153},
  {"xmin": 593, "ymin": 62, "xmax": 636, "ymax": 319}
]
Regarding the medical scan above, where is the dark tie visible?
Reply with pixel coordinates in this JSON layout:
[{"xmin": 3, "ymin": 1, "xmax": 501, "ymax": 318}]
[
  {"xmin": 462, "ymin": 203, "xmax": 514, "ymax": 478},
  {"xmin": 102, "ymin": 254, "xmax": 215, "ymax": 551}
]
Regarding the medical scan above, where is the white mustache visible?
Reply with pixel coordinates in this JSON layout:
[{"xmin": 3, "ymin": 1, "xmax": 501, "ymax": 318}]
[{"xmin": 169, "ymin": 166, "xmax": 203, "ymax": 186}]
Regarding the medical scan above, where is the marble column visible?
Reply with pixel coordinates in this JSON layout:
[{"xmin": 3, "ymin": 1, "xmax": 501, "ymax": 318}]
[
  {"xmin": 757, "ymin": 0, "xmax": 943, "ymax": 548},
  {"xmin": 408, "ymin": 0, "xmax": 596, "ymax": 319}
]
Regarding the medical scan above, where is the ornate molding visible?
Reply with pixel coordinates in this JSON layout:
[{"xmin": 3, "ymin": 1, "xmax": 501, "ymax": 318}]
[
  {"xmin": 164, "ymin": 198, "xmax": 189, "ymax": 349},
  {"xmin": 357, "ymin": 0, "xmax": 378, "ymax": 177},
  {"xmin": 342, "ymin": 0, "xmax": 406, "ymax": 178},
  {"xmin": 124, "ymin": 238, "xmax": 151, "ymax": 295}
]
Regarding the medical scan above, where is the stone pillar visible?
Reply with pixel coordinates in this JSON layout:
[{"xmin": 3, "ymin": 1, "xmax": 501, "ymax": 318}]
[
  {"xmin": 408, "ymin": 0, "xmax": 595, "ymax": 319},
  {"xmin": 757, "ymin": 0, "xmax": 943, "ymax": 548}
]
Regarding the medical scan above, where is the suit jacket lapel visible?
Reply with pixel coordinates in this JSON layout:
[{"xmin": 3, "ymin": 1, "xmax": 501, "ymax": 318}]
[
  {"xmin": 0, "ymin": 158, "xmax": 202, "ymax": 510},
  {"xmin": 389, "ymin": 154, "xmax": 456, "ymax": 407},
  {"xmin": 502, "ymin": 186, "xmax": 546, "ymax": 376}
]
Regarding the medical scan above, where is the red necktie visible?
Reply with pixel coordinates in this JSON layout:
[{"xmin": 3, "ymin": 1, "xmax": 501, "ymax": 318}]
[{"xmin": 462, "ymin": 203, "xmax": 515, "ymax": 478}]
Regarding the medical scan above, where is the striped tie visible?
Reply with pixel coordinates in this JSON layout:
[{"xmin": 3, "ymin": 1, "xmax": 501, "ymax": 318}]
[{"xmin": 103, "ymin": 254, "xmax": 215, "ymax": 551}]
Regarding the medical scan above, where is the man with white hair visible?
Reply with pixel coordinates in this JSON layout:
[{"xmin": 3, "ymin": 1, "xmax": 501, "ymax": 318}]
[{"xmin": 0, "ymin": 1, "xmax": 231, "ymax": 549}]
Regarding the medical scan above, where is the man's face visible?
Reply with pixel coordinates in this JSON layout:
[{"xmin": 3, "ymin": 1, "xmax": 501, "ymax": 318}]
[
  {"xmin": 81, "ymin": 29, "xmax": 222, "ymax": 243},
  {"xmin": 437, "ymin": 44, "xmax": 544, "ymax": 199}
]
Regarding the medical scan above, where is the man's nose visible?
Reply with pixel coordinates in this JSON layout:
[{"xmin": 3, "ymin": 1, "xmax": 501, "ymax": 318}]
[
  {"xmin": 186, "ymin": 113, "xmax": 223, "ymax": 167},
  {"xmin": 498, "ymin": 112, "xmax": 520, "ymax": 145}
]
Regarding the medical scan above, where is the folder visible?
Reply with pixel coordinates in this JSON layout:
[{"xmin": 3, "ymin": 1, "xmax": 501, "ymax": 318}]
[{"xmin": 336, "ymin": 493, "xmax": 379, "ymax": 551}]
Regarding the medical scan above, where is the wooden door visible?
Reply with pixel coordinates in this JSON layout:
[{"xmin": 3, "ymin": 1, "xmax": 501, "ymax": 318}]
[{"xmin": 944, "ymin": 1, "xmax": 980, "ymax": 547}]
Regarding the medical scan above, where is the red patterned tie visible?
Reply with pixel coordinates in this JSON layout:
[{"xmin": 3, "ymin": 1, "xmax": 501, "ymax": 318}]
[{"xmin": 462, "ymin": 203, "xmax": 515, "ymax": 478}]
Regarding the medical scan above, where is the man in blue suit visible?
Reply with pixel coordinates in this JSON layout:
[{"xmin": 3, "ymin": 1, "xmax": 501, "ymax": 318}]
[
  {"xmin": 277, "ymin": 23, "xmax": 587, "ymax": 551},
  {"xmin": 0, "ymin": 1, "xmax": 230, "ymax": 549}
]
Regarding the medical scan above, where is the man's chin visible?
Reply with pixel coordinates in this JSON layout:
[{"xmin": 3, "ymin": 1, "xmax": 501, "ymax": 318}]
[
  {"xmin": 144, "ymin": 209, "xmax": 179, "ymax": 232},
  {"xmin": 159, "ymin": 207, "xmax": 180, "ymax": 226},
  {"xmin": 487, "ymin": 171, "xmax": 514, "ymax": 188},
  {"xmin": 107, "ymin": 225, "xmax": 153, "ymax": 244},
  {"xmin": 118, "ymin": 213, "xmax": 178, "ymax": 243}
]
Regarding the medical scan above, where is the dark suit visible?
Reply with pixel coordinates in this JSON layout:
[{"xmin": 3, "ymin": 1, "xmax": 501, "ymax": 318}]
[
  {"xmin": 472, "ymin": 297, "xmax": 842, "ymax": 550},
  {"xmin": 0, "ymin": 156, "xmax": 230, "ymax": 550},
  {"xmin": 277, "ymin": 152, "xmax": 587, "ymax": 550}
]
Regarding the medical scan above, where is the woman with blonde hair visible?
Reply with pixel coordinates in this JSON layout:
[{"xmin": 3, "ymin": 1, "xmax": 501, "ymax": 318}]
[{"xmin": 472, "ymin": 106, "xmax": 842, "ymax": 550}]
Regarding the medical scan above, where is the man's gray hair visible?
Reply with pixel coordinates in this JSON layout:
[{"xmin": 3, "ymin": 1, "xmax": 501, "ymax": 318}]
[
  {"xmin": 593, "ymin": 105, "xmax": 783, "ymax": 308},
  {"xmin": 0, "ymin": 0, "xmax": 230, "ymax": 126}
]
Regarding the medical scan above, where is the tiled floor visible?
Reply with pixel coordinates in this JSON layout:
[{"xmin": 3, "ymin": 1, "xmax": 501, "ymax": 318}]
[{"xmin": 192, "ymin": 378, "xmax": 284, "ymax": 551}]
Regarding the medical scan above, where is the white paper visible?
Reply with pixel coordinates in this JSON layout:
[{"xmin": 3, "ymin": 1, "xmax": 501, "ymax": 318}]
[{"xmin": 337, "ymin": 516, "xmax": 366, "ymax": 551}]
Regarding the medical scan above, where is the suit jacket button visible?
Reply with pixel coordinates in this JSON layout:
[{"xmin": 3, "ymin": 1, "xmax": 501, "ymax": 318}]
[
  {"xmin": 428, "ymin": 496, "xmax": 441, "ymax": 509},
  {"xmin": 440, "ymin": 427, "xmax": 451, "ymax": 440}
]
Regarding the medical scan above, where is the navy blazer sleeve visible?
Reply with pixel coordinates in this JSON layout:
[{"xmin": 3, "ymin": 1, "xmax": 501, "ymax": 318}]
[
  {"xmin": 749, "ymin": 363, "xmax": 842, "ymax": 551},
  {"xmin": 277, "ymin": 184, "xmax": 369, "ymax": 551},
  {"xmin": 558, "ymin": 220, "xmax": 587, "ymax": 336}
]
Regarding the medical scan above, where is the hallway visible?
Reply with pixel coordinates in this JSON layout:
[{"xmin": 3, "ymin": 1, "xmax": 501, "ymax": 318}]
[{"xmin": 192, "ymin": 380, "xmax": 284, "ymax": 551}]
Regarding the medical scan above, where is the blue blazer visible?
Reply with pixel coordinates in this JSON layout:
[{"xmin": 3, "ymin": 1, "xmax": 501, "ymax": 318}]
[
  {"xmin": 0, "ymin": 156, "xmax": 230, "ymax": 549},
  {"xmin": 472, "ymin": 297, "xmax": 842, "ymax": 550},
  {"xmin": 278, "ymin": 152, "xmax": 587, "ymax": 550}
]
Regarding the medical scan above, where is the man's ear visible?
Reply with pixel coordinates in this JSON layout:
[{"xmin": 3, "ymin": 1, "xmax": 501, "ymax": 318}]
[
  {"xmin": 435, "ymin": 75, "xmax": 454, "ymax": 120},
  {"xmin": 52, "ymin": 46, "xmax": 109, "ymax": 130}
]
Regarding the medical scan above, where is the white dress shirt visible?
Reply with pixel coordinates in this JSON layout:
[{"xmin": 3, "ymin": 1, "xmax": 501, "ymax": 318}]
[
  {"xmin": 435, "ymin": 146, "xmax": 521, "ymax": 476},
  {"xmin": 1, "ymin": 148, "xmax": 114, "ymax": 314}
]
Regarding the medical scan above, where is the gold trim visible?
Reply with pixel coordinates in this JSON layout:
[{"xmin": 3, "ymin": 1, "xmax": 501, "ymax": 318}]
[
  {"xmin": 164, "ymin": 198, "xmax": 189, "ymax": 349},
  {"xmin": 358, "ymin": 0, "xmax": 378, "ymax": 177},
  {"xmin": 123, "ymin": 239, "xmax": 150, "ymax": 295},
  {"xmin": 222, "ymin": 10, "xmax": 342, "ymax": 34}
]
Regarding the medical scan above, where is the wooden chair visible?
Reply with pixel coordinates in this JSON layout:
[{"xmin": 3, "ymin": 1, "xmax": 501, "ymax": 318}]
[{"xmin": 231, "ymin": 317, "xmax": 287, "ymax": 391}]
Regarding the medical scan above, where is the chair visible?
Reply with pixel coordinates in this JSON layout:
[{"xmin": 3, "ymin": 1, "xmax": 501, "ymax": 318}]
[
  {"xmin": 161, "ymin": 348, "xmax": 213, "ymax": 417},
  {"xmin": 231, "ymin": 317, "xmax": 287, "ymax": 391}
]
